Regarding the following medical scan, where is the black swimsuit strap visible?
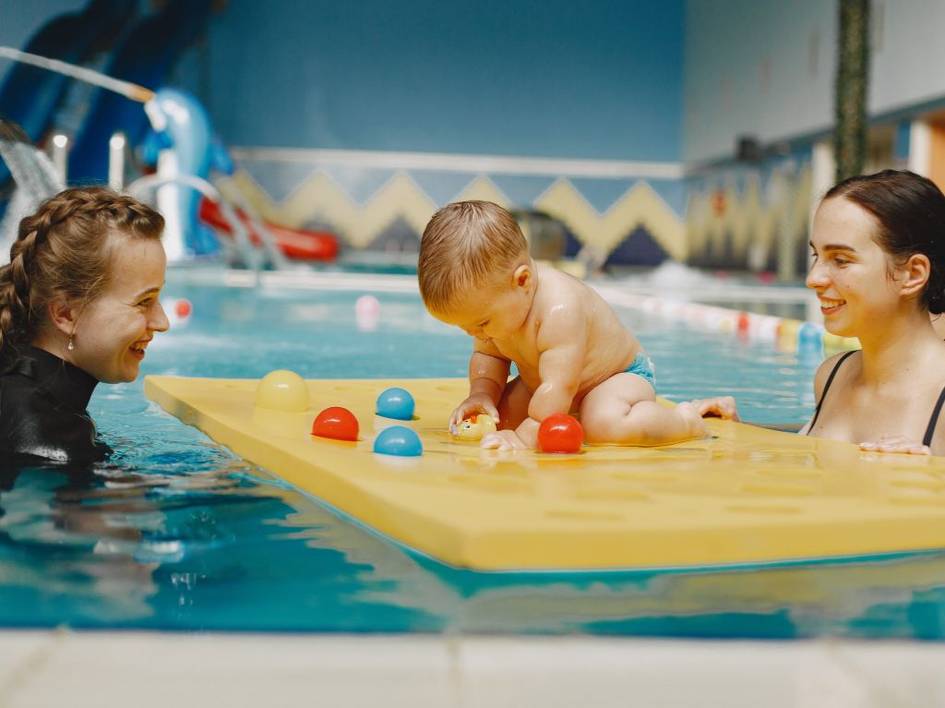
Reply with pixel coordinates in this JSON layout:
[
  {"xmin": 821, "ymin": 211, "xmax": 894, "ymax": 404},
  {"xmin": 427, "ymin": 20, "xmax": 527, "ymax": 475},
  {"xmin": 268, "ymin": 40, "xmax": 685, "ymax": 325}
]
[
  {"xmin": 923, "ymin": 385, "xmax": 945, "ymax": 447},
  {"xmin": 927, "ymin": 334, "xmax": 945, "ymax": 447},
  {"xmin": 807, "ymin": 350, "xmax": 858, "ymax": 434}
]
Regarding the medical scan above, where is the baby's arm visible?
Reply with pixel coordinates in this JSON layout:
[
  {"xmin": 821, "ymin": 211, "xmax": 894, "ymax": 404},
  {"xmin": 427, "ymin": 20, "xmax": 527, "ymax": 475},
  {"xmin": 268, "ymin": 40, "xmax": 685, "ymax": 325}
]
[
  {"xmin": 496, "ymin": 305, "xmax": 585, "ymax": 449},
  {"xmin": 449, "ymin": 339, "xmax": 511, "ymax": 429}
]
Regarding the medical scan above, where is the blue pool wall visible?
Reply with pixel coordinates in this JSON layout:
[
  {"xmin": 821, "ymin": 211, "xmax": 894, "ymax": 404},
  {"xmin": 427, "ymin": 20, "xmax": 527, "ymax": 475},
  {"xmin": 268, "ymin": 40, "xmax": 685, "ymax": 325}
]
[
  {"xmin": 203, "ymin": 0, "xmax": 685, "ymax": 162},
  {"xmin": 10, "ymin": 2, "xmax": 945, "ymax": 269},
  {"xmin": 197, "ymin": 0, "xmax": 687, "ymax": 266}
]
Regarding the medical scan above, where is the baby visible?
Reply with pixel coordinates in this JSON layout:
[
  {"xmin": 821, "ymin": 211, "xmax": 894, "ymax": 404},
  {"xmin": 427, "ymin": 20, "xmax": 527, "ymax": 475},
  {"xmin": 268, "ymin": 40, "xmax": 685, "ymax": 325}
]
[{"xmin": 418, "ymin": 200, "xmax": 718, "ymax": 450}]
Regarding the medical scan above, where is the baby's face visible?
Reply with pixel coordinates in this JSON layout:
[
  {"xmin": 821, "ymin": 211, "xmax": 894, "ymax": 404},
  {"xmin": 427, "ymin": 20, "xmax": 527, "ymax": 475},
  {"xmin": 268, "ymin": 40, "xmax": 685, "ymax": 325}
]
[{"xmin": 434, "ymin": 274, "xmax": 534, "ymax": 343}]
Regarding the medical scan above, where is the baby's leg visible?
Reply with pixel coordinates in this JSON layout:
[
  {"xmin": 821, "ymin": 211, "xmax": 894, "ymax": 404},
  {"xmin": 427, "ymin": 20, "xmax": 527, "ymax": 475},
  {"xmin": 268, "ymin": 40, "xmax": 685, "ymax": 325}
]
[
  {"xmin": 579, "ymin": 373, "xmax": 705, "ymax": 445},
  {"xmin": 496, "ymin": 376, "xmax": 532, "ymax": 430}
]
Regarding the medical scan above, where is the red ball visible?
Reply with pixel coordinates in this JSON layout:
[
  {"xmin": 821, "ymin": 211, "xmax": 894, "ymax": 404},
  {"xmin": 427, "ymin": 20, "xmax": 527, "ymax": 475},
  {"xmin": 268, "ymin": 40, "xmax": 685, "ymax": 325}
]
[
  {"xmin": 538, "ymin": 413, "xmax": 584, "ymax": 454},
  {"xmin": 312, "ymin": 406, "xmax": 359, "ymax": 441},
  {"xmin": 174, "ymin": 298, "xmax": 193, "ymax": 318}
]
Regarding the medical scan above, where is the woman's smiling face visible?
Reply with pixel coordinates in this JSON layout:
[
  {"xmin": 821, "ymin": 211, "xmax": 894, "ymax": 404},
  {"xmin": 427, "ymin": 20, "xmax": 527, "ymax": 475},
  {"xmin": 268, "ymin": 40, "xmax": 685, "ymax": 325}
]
[
  {"xmin": 69, "ymin": 237, "xmax": 169, "ymax": 383},
  {"xmin": 806, "ymin": 196, "xmax": 904, "ymax": 337}
]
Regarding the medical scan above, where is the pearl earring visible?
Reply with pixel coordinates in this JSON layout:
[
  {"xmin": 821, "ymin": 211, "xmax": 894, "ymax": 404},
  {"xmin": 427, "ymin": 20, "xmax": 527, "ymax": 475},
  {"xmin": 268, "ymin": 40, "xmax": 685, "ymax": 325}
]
[{"xmin": 67, "ymin": 334, "xmax": 75, "ymax": 352}]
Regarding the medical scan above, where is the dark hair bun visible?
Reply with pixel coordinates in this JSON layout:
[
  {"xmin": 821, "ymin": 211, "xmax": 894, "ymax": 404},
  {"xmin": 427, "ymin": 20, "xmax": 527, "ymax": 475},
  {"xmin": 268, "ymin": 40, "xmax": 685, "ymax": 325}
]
[{"xmin": 929, "ymin": 288, "xmax": 945, "ymax": 315}]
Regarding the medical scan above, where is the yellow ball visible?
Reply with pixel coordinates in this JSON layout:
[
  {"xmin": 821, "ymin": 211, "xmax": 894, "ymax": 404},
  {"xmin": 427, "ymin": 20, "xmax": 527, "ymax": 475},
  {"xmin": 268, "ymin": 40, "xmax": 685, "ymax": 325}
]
[{"xmin": 255, "ymin": 370, "xmax": 310, "ymax": 412}]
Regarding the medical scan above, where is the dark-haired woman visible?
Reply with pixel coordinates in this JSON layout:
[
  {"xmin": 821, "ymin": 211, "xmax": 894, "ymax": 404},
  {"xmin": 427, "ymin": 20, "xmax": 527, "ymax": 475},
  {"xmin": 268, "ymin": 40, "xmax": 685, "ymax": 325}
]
[
  {"xmin": 802, "ymin": 169, "xmax": 945, "ymax": 455},
  {"xmin": 0, "ymin": 187, "xmax": 169, "ymax": 463},
  {"xmin": 662, "ymin": 168, "xmax": 944, "ymax": 453}
]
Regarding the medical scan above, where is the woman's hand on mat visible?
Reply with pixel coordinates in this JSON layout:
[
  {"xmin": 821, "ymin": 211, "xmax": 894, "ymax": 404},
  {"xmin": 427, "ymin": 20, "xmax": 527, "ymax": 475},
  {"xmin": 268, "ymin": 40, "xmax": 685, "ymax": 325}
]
[
  {"xmin": 688, "ymin": 396, "xmax": 740, "ymax": 421},
  {"xmin": 449, "ymin": 394, "xmax": 500, "ymax": 432},
  {"xmin": 859, "ymin": 436, "xmax": 931, "ymax": 455},
  {"xmin": 480, "ymin": 429, "xmax": 528, "ymax": 451}
]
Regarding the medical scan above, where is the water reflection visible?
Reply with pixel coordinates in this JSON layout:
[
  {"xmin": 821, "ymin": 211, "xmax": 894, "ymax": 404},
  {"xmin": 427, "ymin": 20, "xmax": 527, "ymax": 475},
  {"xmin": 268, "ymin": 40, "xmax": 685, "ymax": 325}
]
[
  {"xmin": 4, "ymin": 451, "xmax": 945, "ymax": 637},
  {"xmin": 0, "ymin": 460, "xmax": 161, "ymax": 624},
  {"xmin": 2, "ymin": 284, "xmax": 944, "ymax": 638},
  {"xmin": 279, "ymin": 485, "xmax": 945, "ymax": 638}
]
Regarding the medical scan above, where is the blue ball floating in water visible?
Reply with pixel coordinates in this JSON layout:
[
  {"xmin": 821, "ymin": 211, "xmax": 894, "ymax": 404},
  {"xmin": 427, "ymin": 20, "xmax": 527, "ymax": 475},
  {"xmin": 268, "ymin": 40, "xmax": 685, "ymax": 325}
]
[
  {"xmin": 373, "ymin": 425, "xmax": 423, "ymax": 457},
  {"xmin": 376, "ymin": 387, "xmax": 415, "ymax": 420}
]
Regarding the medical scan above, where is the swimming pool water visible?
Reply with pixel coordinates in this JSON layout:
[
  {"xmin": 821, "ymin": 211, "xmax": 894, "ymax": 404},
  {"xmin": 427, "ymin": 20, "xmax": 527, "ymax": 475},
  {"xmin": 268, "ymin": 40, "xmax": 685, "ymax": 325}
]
[{"xmin": 3, "ymin": 278, "xmax": 945, "ymax": 639}]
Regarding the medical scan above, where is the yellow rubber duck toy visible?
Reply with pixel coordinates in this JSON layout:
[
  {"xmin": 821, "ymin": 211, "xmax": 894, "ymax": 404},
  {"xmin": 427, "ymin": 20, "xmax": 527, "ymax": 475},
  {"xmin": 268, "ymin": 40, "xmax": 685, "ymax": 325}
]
[{"xmin": 451, "ymin": 414, "xmax": 498, "ymax": 441}]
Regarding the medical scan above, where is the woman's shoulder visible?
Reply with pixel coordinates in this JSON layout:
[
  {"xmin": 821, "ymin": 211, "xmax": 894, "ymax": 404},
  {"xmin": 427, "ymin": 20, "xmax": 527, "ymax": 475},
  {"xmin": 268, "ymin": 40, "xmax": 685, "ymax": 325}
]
[
  {"xmin": 813, "ymin": 349, "xmax": 859, "ymax": 404},
  {"xmin": 0, "ymin": 352, "xmax": 37, "ymax": 395},
  {"xmin": 0, "ymin": 382, "xmax": 104, "ymax": 462},
  {"xmin": 0, "ymin": 350, "xmax": 106, "ymax": 463}
]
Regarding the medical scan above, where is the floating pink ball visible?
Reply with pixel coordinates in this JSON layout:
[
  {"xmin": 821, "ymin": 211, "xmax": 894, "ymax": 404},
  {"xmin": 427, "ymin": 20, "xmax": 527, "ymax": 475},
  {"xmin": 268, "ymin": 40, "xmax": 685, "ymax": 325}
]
[{"xmin": 355, "ymin": 295, "xmax": 380, "ymax": 316}]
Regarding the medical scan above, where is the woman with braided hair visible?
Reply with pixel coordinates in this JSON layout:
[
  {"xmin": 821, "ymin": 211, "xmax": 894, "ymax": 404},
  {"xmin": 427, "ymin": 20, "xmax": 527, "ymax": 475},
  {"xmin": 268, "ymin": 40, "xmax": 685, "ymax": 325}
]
[{"xmin": 0, "ymin": 186, "xmax": 168, "ymax": 463}]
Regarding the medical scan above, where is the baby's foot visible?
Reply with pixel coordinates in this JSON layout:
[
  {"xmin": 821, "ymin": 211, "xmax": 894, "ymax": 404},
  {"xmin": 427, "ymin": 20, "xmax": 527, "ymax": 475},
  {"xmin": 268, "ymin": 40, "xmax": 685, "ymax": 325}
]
[{"xmin": 675, "ymin": 402, "xmax": 708, "ymax": 439}]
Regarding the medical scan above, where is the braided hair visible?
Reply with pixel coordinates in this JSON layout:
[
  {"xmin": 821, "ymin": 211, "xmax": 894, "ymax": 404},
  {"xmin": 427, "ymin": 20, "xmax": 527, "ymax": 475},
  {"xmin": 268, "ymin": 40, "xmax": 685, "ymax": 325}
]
[
  {"xmin": 825, "ymin": 170, "xmax": 945, "ymax": 314},
  {"xmin": 0, "ymin": 187, "xmax": 164, "ymax": 358}
]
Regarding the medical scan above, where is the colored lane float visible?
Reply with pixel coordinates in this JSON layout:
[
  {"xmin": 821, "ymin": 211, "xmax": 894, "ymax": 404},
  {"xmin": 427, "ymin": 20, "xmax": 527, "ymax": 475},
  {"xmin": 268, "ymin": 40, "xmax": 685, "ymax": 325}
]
[
  {"xmin": 603, "ymin": 292, "xmax": 859, "ymax": 355},
  {"xmin": 145, "ymin": 372, "xmax": 945, "ymax": 572}
]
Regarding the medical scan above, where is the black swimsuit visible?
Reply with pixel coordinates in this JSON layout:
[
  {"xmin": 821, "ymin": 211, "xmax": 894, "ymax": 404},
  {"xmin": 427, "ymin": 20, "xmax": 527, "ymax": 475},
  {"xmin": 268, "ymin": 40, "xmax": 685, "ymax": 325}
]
[
  {"xmin": 0, "ymin": 346, "xmax": 109, "ymax": 464},
  {"xmin": 807, "ymin": 350, "xmax": 945, "ymax": 447}
]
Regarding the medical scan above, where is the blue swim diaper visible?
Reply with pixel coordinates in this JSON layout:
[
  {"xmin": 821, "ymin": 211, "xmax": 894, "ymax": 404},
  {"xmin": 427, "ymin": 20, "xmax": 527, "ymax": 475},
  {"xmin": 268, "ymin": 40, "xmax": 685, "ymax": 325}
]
[{"xmin": 625, "ymin": 352, "xmax": 656, "ymax": 387}]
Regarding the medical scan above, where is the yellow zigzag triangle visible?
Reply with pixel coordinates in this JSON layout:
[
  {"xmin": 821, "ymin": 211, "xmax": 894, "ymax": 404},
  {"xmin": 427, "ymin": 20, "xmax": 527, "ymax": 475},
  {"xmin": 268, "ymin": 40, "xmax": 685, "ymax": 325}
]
[
  {"xmin": 230, "ymin": 170, "xmax": 437, "ymax": 249},
  {"xmin": 454, "ymin": 175, "xmax": 510, "ymax": 205},
  {"xmin": 230, "ymin": 169, "xmax": 686, "ymax": 260},
  {"xmin": 535, "ymin": 179, "xmax": 687, "ymax": 260},
  {"xmin": 687, "ymin": 166, "xmax": 812, "ymax": 262}
]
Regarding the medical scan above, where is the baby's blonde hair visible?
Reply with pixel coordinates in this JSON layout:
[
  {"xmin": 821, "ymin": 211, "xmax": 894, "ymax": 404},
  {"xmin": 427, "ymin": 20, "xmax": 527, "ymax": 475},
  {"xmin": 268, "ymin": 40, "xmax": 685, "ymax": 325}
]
[{"xmin": 418, "ymin": 200, "xmax": 527, "ymax": 313}]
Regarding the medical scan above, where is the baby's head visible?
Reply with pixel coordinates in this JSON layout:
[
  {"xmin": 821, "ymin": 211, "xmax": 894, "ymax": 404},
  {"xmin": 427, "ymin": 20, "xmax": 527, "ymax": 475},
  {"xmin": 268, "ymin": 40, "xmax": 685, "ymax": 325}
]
[{"xmin": 419, "ymin": 201, "xmax": 534, "ymax": 339}]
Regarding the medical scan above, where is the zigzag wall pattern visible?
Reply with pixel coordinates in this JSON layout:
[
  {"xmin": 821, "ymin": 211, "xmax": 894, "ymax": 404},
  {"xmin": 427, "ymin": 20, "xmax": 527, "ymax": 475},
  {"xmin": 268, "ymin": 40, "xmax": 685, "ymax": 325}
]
[
  {"xmin": 226, "ymin": 166, "xmax": 687, "ymax": 261},
  {"xmin": 685, "ymin": 165, "xmax": 812, "ymax": 273}
]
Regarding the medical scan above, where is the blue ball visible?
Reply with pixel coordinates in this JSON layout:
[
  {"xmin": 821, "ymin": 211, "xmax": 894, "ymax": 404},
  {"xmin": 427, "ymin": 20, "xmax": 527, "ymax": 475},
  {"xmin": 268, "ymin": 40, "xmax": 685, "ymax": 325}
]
[
  {"xmin": 376, "ymin": 387, "xmax": 415, "ymax": 420},
  {"xmin": 373, "ymin": 426, "xmax": 423, "ymax": 457}
]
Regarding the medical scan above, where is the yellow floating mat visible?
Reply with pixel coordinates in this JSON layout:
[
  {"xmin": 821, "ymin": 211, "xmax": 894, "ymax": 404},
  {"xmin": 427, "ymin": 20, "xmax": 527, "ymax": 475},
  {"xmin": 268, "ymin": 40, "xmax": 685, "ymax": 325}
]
[{"xmin": 144, "ymin": 375, "xmax": 945, "ymax": 572}]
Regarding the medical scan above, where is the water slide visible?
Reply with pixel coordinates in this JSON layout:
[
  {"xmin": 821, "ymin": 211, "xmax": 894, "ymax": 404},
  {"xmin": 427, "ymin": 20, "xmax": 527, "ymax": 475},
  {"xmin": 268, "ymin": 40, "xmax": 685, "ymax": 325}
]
[
  {"xmin": 0, "ymin": 119, "xmax": 65, "ymax": 259},
  {"xmin": 67, "ymin": 0, "xmax": 214, "ymax": 183},
  {"xmin": 0, "ymin": 0, "xmax": 134, "ymax": 186},
  {"xmin": 199, "ymin": 198, "xmax": 340, "ymax": 262},
  {"xmin": 2, "ymin": 1, "xmax": 339, "ymax": 264}
]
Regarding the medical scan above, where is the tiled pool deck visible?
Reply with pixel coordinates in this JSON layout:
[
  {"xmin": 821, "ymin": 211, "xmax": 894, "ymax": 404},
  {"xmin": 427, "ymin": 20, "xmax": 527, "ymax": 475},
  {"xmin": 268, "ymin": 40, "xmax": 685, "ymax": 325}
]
[{"xmin": 1, "ymin": 631, "xmax": 944, "ymax": 707}]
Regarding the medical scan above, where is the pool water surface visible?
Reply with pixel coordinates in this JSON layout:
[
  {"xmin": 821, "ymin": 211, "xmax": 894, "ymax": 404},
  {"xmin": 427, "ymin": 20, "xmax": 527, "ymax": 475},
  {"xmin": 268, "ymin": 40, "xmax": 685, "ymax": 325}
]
[{"xmin": 2, "ymin": 278, "xmax": 944, "ymax": 639}]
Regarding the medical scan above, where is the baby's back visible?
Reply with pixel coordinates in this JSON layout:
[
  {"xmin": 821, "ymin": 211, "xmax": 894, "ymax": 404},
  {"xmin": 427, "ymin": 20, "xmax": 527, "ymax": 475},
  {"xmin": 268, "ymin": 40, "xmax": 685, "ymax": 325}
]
[{"xmin": 510, "ymin": 265, "xmax": 640, "ymax": 395}]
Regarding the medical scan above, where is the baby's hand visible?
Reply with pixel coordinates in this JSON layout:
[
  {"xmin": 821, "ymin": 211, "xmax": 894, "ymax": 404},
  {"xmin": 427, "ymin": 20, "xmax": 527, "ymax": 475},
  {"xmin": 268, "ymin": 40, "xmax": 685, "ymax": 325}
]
[
  {"xmin": 859, "ymin": 436, "xmax": 931, "ymax": 455},
  {"xmin": 449, "ymin": 394, "xmax": 500, "ymax": 433},
  {"xmin": 688, "ymin": 396, "xmax": 740, "ymax": 421},
  {"xmin": 480, "ymin": 429, "xmax": 528, "ymax": 451}
]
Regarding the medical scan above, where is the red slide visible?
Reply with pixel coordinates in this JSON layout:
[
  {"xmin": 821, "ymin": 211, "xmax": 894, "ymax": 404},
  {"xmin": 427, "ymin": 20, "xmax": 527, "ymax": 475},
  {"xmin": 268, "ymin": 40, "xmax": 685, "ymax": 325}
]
[{"xmin": 199, "ymin": 198, "xmax": 339, "ymax": 262}]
